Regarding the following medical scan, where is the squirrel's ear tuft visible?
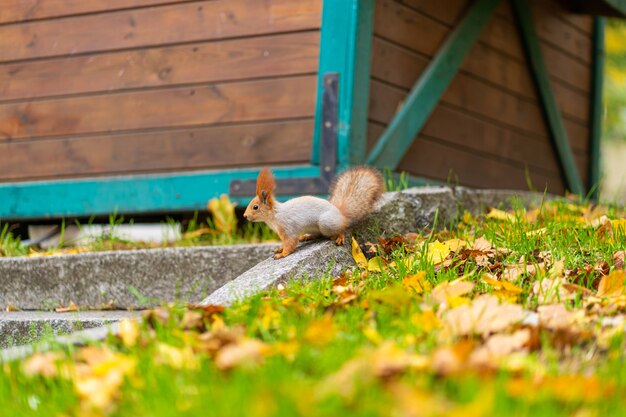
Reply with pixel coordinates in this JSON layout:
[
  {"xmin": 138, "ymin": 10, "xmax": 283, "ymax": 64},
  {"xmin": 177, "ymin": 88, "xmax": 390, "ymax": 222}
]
[{"xmin": 256, "ymin": 168, "xmax": 276, "ymax": 201}]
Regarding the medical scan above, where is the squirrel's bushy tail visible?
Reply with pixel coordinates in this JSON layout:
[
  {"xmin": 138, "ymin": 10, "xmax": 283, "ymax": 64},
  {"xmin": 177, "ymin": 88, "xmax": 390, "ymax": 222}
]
[{"xmin": 329, "ymin": 166, "xmax": 384, "ymax": 226}]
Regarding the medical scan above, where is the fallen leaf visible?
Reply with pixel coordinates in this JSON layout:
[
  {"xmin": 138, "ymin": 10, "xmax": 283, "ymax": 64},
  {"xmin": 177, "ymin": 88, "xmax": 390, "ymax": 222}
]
[
  {"xmin": 537, "ymin": 304, "xmax": 583, "ymax": 331},
  {"xmin": 402, "ymin": 271, "xmax": 431, "ymax": 294},
  {"xmin": 214, "ymin": 339, "xmax": 269, "ymax": 370},
  {"xmin": 427, "ymin": 241, "xmax": 451, "ymax": 265},
  {"xmin": 615, "ymin": 251, "xmax": 625, "ymax": 270},
  {"xmin": 155, "ymin": 343, "xmax": 199, "ymax": 370},
  {"xmin": 470, "ymin": 329, "xmax": 531, "ymax": 367},
  {"xmin": 597, "ymin": 270, "xmax": 625, "ymax": 298},
  {"xmin": 444, "ymin": 238, "xmax": 467, "ymax": 253},
  {"xmin": 486, "ymin": 207, "xmax": 516, "ymax": 222},
  {"xmin": 444, "ymin": 295, "xmax": 524, "ymax": 337},
  {"xmin": 351, "ymin": 237, "xmax": 367, "ymax": 270},
  {"xmin": 432, "ymin": 277, "xmax": 474, "ymax": 305},
  {"xmin": 472, "ymin": 236, "xmax": 492, "ymax": 252},
  {"xmin": 55, "ymin": 302, "xmax": 78, "ymax": 313},
  {"xmin": 304, "ymin": 314, "xmax": 336, "ymax": 346},
  {"xmin": 118, "ymin": 319, "xmax": 139, "ymax": 348},
  {"xmin": 22, "ymin": 352, "xmax": 65, "ymax": 378},
  {"xmin": 367, "ymin": 256, "xmax": 388, "ymax": 272}
]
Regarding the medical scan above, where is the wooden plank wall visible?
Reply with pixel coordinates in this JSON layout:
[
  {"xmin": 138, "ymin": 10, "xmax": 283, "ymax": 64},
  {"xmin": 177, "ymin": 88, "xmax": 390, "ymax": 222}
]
[
  {"xmin": 0, "ymin": 0, "xmax": 322, "ymax": 182},
  {"xmin": 368, "ymin": 0, "xmax": 594, "ymax": 194}
]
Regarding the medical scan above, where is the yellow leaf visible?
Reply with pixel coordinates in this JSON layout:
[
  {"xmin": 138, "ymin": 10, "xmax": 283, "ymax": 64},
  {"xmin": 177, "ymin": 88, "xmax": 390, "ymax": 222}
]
[
  {"xmin": 367, "ymin": 256, "xmax": 387, "ymax": 272},
  {"xmin": 351, "ymin": 237, "xmax": 368, "ymax": 269},
  {"xmin": 363, "ymin": 325, "xmax": 383, "ymax": 345},
  {"xmin": 304, "ymin": 314, "xmax": 336, "ymax": 346},
  {"xmin": 155, "ymin": 343, "xmax": 199, "ymax": 371},
  {"xmin": 402, "ymin": 271, "xmax": 431, "ymax": 294},
  {"xmin": 598, "ymin": 270, "xmax": 626, "ymax": 298},
  {"xmin": 207, "ymin": 194, "xmax": 237, "ymax": 235},
  {"xmin": 410, "ymin": 309, "xmax": 440, "ymax": 332},
  {"xmin": 432, "ymin": 277, "xmax": 475, "ymax": 304},
  {"xmin": 444, "ymin": 238, "xmax": 467, "ymax": 253},
  {"xmin": 427, "ymin": 241, "xmax": 450, "ymax": 265},
  {"xmin": 118, "ymin": 319, "xmax": 139, "ymax": 348},
  {"xmin": 486, "ymin": 208, "xmax": 516, "ymax": 222}
]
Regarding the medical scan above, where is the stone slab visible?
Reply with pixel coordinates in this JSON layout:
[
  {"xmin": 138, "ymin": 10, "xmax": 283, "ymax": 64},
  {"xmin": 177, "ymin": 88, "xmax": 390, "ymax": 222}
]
[
  {"xmin": 201, "ymin": 187, "xmax": 551, "ymax": 306},
  {"xmin": 0, "ymin": 244, "xmax": 278, "ymax": 309},
  {"xmin": 0, "ymin": 310, "xmax": 138, "ymax": 348},
  {"xmin": 201, "ymin": 240, "xmax": 354, "ymax": 306}
]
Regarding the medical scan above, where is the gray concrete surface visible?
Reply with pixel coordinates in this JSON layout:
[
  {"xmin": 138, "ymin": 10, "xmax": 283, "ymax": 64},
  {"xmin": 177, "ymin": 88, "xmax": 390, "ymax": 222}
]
[
  {"xmin": 0, "ymin": 244, "xmax": 278, "ymax": 309},
  {"xmin": 201, "ymin": 240, "xmax": 354, "ymax": 306},
  {"xmin": 0, "ymin": 310, "xmax": 138, "ymax": 348},
  {"xmin": 1, "ymin": 321, "xmax": 122, "ymax": 362}
]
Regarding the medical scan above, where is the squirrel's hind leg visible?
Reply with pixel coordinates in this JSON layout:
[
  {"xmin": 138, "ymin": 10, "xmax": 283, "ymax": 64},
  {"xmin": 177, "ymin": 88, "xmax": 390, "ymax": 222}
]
[
  {"xmin": 333, "ymin": 233, "xmax": 346, "ymax": 245},
  {"xmin": 274, "ymin": 237, "xmax": 298, "ymax": 259},
  {"xmin": 299, "ymin": 233, "xmax": 321, "ymax": 242}
]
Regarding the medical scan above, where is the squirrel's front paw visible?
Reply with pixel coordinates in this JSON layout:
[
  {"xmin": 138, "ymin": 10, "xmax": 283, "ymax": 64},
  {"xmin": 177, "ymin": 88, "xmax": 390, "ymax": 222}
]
[
  {"xmin": 334, "ymin": 234, "xmax": 345, "ymax": 245},
  {"xmin": 273, "ymin": 246, "xmax": 283, "ymax": 254}
]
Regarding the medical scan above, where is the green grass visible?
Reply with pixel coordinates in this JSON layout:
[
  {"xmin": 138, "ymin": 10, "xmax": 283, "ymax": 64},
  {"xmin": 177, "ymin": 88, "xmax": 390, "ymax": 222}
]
[
  {"xmin": 0, "ymin": 195, "xmax": 278, "ymax": 258},
  {"xmin": 1, "ymin": 197, "xmax": 626, "ymax": 416}
]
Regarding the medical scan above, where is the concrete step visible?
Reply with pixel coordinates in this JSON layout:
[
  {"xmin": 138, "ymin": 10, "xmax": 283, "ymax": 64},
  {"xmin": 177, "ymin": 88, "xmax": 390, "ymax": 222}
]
[
  {"xmin": 0, "ymin": 244, "xmax": 278, "ymax": 310},
  {"xmin": 0, "ymin": 310, "xmax": 140, "ymax": 348}
]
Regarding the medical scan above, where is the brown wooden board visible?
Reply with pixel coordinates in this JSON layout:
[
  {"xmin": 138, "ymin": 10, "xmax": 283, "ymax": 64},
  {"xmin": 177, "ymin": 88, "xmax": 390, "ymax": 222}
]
[
  {"xmin": 368, "ymin": 123, "xmax": 566, "ymax": 193},
  {"xmin": 0, "ymin": 31, "xmax": 320, "ymax": 102},
  {"xmin": 0, "ymin": 0, "xmax": 192, "ymax": 24},
  {"xmin": 370, "ymin": 36, "xmax": 590, "ymax": 124},
  {"xmin": 0, "ymin": 75, "xmax": 317, "ymax": 140},
  {"xmin": 374, "ymin": 0, "xmax": 450, "ymax": 57},
  {"xmin": 0, "ymin": 120, "xmax": 313, "ymax": 181},
  {"xmin": 0, "ymin": 0, "xmax": 322, "ymax": 63},
  {"xmin": 368, "ymin": 79, "xmax": 588, "ymax": 174},
  {"xmin": 397, "ymin": 135, "xmax": 567, "ymax": 194},
  {"xmin": 397, "ymin": 0, "xmax": 470, "ymax": 24}
]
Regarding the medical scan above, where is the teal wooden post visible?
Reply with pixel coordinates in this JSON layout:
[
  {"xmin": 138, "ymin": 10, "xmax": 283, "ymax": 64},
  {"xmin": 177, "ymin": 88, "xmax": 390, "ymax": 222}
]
[
  {"xmin": 312, "ymin": 0, "xmax": 374, "ymax": 170},
  {"xmin": 511, "ymin": 0, "xmax": 585, "ymax": 195},
  {"xmin": 366, "ymin": 0, "xmax": 501, "ymax": 170},
  {"xmin": 589, "ymin": 17, "xmax": 605, "ymax": 199}
]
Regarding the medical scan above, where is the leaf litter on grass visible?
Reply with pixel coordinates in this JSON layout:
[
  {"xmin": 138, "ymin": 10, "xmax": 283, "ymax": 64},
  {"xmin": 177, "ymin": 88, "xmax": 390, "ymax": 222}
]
[{"xmin": 5, "ymin": 198, "xmax": 626, "ymax": 416}]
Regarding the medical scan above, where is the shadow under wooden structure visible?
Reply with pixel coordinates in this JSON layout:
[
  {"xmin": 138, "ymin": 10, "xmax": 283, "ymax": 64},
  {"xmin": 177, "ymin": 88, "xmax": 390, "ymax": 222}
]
[{"xmin": 0, "ymin": 0, "xmax": 620, "ymax": 220}]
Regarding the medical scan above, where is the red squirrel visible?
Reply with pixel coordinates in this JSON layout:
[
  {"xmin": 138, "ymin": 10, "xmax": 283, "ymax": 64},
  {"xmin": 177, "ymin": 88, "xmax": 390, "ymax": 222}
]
[{"xmin": 243, "ymin": 166, "xmax": 384, "ymax": 259}]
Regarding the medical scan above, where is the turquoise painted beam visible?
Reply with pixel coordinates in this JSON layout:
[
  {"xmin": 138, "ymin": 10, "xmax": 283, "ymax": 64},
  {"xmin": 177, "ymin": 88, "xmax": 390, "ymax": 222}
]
[
  {"xmin": 366, "ymin": 0, "xmax": 502, "ymax": 170},
  {"xmin": 0, "ymin": 166, "xmax": 320, "ymax": 220},
  {"xmin": 312, "ymin": 0, "xmax": 374, "ymax": 169},
  {"xmin": 511, "ymin": 0, "xmax": 585, "ymax": 195},
  {"xmin": 589, "ymin": 17, "xmax": 605, "ymax": 200}
]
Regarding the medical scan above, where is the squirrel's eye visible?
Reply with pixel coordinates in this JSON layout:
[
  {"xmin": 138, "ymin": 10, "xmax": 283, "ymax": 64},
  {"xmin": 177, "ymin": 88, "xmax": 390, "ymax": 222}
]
[{"xmin": 253, "ymin": 205, "xmax": 259, "ymax": 210}]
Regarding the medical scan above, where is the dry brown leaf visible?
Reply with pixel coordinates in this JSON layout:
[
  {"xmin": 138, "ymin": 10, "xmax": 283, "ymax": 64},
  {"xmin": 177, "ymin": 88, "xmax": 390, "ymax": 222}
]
[
  {"xmin": 614, "ymin": 251, "xmax": 625, "ymax": 270},
  {"xmin": 318, "ymin": 342, "xmax": 428, "ymax": 399},
  {"xmin": 444, "ymin": 295, "xmax": 524, "ymax": 337},
  {"xmin": 538, "ymin": 304, "xmax": 583, "ymax": 331},
  {"xmin": 55, "ymin": 302, "xmax": 78, "ymax": 313},
  {"xmin": 469, "ymin": 329, "xmax": 531, "ymax": 367},
  {"xmin": 214, "ymin": 339, "xmax": 269, "ymax": 370},
  {"xmin": 531, "ymin": 278, "xmax": 573, "ymax": 304},
  {"xmin": 472, "ymin": 236, "xmax": 492, "ymax": 252},
  {"xmin": 431, "ymin": 278, "xmax": 474, "ymax": 305},
  {"xmin": 22, "ymin": 352, "xmax": 64, "ymax": 378},
  {"xmin": 597, "ymin": 270, "xmax": 625, "ymax": 298}
]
